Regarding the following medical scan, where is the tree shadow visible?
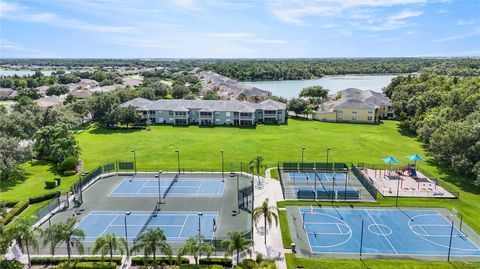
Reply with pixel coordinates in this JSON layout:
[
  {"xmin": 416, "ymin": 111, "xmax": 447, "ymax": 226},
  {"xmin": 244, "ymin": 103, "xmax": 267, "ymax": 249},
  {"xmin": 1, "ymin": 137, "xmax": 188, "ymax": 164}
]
[
  {"xmin": 88, "ymin": 127, "xmax": 142, "ymax": 135},
  {"xmin": 427, "ymin": 159, "xmax": 480, "ymax": 195},
  {"xmin": 396, "ymin": 124, "xmax": 417, "ymax": 139}
]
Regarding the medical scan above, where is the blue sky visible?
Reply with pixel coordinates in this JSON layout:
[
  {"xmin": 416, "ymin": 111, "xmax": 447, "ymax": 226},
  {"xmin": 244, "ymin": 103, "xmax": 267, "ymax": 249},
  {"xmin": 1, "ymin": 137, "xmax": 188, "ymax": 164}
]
[{"xmin": 0, "ymin": 0, "xmax": 479, "ymax": 58}]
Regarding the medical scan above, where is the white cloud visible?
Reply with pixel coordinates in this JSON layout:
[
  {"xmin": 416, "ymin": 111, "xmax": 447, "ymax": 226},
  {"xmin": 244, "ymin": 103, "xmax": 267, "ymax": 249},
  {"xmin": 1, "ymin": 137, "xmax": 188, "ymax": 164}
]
[
  {"xmin": 434, "ymin": 29, "xmax": 480, "ymax": 42},
  {"xmin": 456, "ymin": 20, "xmax": 476, "ymax": 26},
  {"xmin": 388, "ymin": 9, "xmax": 423, "ymax": 20},
  {"xmin": 1, "ymin": 1, "xmax": 132, "ymax": 33},
  {"xmin": 0, "ymin": 39, "xmax": 56, "ymax": 57}
]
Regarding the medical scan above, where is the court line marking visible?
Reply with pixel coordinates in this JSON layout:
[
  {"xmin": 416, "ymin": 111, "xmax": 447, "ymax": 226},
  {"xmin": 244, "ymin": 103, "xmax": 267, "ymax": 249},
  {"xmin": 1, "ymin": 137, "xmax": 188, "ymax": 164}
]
[
  {"xmin": 409, "ymin": 213, "xmax": 480, "ymax": 252},
  {"xmin": 99, "ymin": 215, "xmax": 120, "ymax": 237},
  {"xmin": 365, "ymin": 209, "xmax": 398, "ymax": 255},
  {"xmin": 178, "ymin": 216, "xmax": 189, "ymax": 238}
]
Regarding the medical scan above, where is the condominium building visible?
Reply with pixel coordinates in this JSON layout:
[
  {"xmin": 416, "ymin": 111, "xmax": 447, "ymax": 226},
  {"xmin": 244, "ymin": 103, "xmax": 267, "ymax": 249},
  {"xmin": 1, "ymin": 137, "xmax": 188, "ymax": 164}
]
[
  {"xmin": 312, "ymin": 88, "xmax": 394, "ymax": 123},
  {"xmin": 120, "ymin": 97, "xmax": 287, "ymax": 126}
]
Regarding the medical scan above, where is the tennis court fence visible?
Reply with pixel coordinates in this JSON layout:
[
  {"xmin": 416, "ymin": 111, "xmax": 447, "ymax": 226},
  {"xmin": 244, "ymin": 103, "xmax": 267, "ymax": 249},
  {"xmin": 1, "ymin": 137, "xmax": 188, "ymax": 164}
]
[
  {"xmin": 282, "ymin": 162, "xmax": 349, "ymax": 172},
  {"xmin": 351, "ymin": 164, "xmax": 378, "ymax": 200}
]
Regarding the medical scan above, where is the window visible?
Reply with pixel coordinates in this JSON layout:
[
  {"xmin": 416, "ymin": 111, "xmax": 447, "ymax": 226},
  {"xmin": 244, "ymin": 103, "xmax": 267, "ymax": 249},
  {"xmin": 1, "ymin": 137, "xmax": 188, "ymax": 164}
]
[
  {"xmin": 352, "ymin": 110, "xmax": 357, "ymax": 114},
  {"xmin": 338, "ymin": 117, "xmax": 343, "ymax": 121},
  {"xmin": 367, "ymin": 116, "xmax": 373, "ymax": 121},
  {"xmin": 352, "ymin": 116, "xmax": 357, "ymax": 120},
  {"xmin": 368, "ymin": 109, "xmax": 374, "ymax": 114},
  {"xmin": 234, "ymin": 112, "xmax": 239, "ymax": 117},
  {"xmin": 169, "ymin": 111, "xmax": 173, "ymax": 115},
  {"xmin": 226, "ymin": 112, "xmax": 231, "ymax": 117},
  {"xmin": 278, "ymin": 110, "xmax": 282, "ymax": 115},
  {"xmin": 338, "ymin": 110, "xmax": 343, "ymax": 114}
]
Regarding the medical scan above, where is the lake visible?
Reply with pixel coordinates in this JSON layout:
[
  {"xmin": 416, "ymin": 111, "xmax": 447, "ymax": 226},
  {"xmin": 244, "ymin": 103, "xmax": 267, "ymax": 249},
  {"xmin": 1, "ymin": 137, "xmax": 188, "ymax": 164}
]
[
  {"xmin": 241, "ymin": 74, "xmax": 403, "ymax": 98},
  {"xmin": 0, "ymin": 68, "xmax": 69, "ymax": 77}
]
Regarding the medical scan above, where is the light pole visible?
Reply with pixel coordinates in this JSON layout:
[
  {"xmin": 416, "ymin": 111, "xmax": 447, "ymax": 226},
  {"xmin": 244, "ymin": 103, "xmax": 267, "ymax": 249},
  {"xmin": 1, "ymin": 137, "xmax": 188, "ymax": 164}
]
[
  {"xmin": 155, "ymin": 171, "xmax": 163, "ymax": 204},
  {"xmin": 251, "ymin": 176, "xmax": 254, "ymax": 251},
  {"xmin": 326, "ymin": 147, "xmax": 330, "ymax": 172},
  {"xmin": 131, "ymin": 149, "xmax": 137, "ymax": 174},
  {"xmin": 301, "ymin": 146, "xmax": 306, "ymax": 171},
  {"xmin": 175, "ymin": 150, "xmax": 180, "ymax": 174},
  {"xmin": 359, "ymin": 215, "xmax": 364, "ymax": 259},
  {"xmin": 124, "ymin": 211, "xmax": 131, "ymax": 258},
  {"xmin": 447, "ymin": 220, "xmax": 454, "ymax": 262},
  {"xmin": 221, "ymin": 150, "xmax": 224, "ymax": 181},
  {"xmin": 395, "ymin": 177, "xmax": 401, "ymax": 207},
  {"xmin": 230, "ymin": 172, "xmax": 240, "ymax": 213},
  {"xmin": 198, "ymin": 212, "xmax": 203, "ymax": 243}
]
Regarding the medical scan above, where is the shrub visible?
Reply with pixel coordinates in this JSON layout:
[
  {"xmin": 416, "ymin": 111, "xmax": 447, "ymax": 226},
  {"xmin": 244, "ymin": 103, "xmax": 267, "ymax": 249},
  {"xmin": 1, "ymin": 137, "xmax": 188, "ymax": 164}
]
[
  {"xmin": 55, "ymin": 262, "xmax": 116, "ymax": 269},
  {"xmin": 30, "ymin": 257, "xmax": 122, "ymax": 265},
  {"xmin": 63, "ymin": 170, "xmax": 77, "ymax": 176},
  {"xmin": 29, "ymin": 191, "xmax": 60, "ymax": 204},
  {"xmin": 131, "ymin": 257, "xmax": 189, "ymax": 266},
  {"xmin": 1, "ymin": 200, "xmax": 29, "ymax": 226},
  {"xmin": 0, "ymin": 259, "xmax": 23, "ymax": 269},
  {"xmin": 45, "ymin": 180, "xmax": 57, "ymax": 189},
  {"xmin": 59, "ymin": 156, "xmax": 79, "ymax": 172},
  {"xmin": 199, "ymin": 257, "xmax": 232, "ymax": 267}
]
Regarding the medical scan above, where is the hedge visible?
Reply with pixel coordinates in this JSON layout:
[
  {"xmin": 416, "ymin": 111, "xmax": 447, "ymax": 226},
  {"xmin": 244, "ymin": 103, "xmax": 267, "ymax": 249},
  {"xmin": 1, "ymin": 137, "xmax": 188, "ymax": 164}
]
[
  {"xmin": 59, "ymin": 156, "xmax": 80, "ymax": 172},
  {"xmin": 1, "ymin": 200, "xmax": 21, "ymax": 207},
  {"xmin": 199, "ymin": 257, "xmax": 232, "ymax": 267},
  {"xmin": 63, "ymin": 170, "xmax": 77, "ymax": 176},
  {"xmin": 54, "ymin": 262, "xmax": 116, "ymax": 269},
  {"xmin": 180, "ymin": 265, "xmax": 223, "ymax": 269},
  {"xmin": 131, "ymin": 256, "xmax": 190, "ymax": 266},
  {"xmin": 45, "ymin": 180, "xmax": 57, "ymax": 189},
  {"xmin": 0, "ymin": 259, "xmax": 23, "ymax": 269},
  {"xmin": 30, "ymin": 257, "xmax": 122, "ymax": 265},
  {"xmin": 28, "ymin": 191, "xmax": 60, "ymax": 204},
  {"xmin": 1, "ymin": 200, "xmax": 29, "ymax": 226}
]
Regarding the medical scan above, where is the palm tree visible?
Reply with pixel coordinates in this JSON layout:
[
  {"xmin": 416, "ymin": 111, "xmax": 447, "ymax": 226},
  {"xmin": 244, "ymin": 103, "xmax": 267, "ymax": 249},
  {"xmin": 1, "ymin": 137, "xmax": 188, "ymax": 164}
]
[
  {"xmin": 58, "ymin": 217, "xmax": 85, "ymax": 262},
  {"xmin": 177, "ymin": 237, "xmax": 215, "ymax": 265},
  {"xmin": 253, "ymin": 198, "xmax": 278, "ymax": 245},
  {"xmin": 249, "ymin": 156, "xmax": 266, "ymax": 181},
  {"xmin": 221, "ymin": 231, "xmax": 252, "ymax": 265},
  {"xmin": 91, "ymin": 232, "xmax": 126, "ymax": 262},
  {"xmin": 5, "ymin": 216, "xmax": 39, "ymax": 267},
  {"xmin": 40, "ymin": 223, "xmax": 62, "ymax": 256},
  {"xmin": 131, "ymin": 228, "xmax": 172, "ymax": 268}
]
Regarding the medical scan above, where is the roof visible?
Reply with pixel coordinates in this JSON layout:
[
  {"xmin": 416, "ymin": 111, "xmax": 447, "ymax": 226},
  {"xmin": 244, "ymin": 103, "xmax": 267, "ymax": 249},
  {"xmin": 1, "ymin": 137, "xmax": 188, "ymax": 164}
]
[
  {"xmin": 322, "ymin": 88, "xmax": 390, "ymax": 110},
  {"xmin": 120, "ymin": 97, "xmax": 285, "ymax": 112},
  {"xmin": 70, "ymin": 89, "xmax": 93, "ymax": 98},
  {"xmin": 0, "ymin": 88, "xmax": 17, "ymax": 98},
  {"xmin": 122, "ymin": 78, "xmax": 143, "ymax": 87},
  {"xmin": 333, "ymin": 98, "xmax": 378, "ymax": 109},
  {"xmin": 34, "ymin": 96, "xmax": 65, "ymax": 108}
]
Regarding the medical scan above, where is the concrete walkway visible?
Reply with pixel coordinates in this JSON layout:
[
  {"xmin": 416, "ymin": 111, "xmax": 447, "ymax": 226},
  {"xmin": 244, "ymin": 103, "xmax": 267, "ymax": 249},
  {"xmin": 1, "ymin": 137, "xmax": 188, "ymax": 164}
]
[{"xmin": 252, "ymin": 168, "xmax": 288, "ymax": 269}]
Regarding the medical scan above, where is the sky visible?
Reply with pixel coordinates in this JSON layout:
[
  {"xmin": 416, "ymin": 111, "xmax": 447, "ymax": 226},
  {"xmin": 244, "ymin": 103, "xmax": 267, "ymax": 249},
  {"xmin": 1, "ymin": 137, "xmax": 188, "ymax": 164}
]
[{"xmin": 0, "ymin": 0, "xmax": 479, "ymax": 58}]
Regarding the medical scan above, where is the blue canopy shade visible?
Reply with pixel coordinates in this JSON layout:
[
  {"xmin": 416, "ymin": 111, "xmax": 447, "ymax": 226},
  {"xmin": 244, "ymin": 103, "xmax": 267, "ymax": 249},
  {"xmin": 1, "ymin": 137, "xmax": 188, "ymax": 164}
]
[
  {"xmin": 383, "ymin": 156, "xmax": 400, "ymax": 164},
  {"xmin": 407, "ymin": 154, "xmax": 425, "ymax": 161}
]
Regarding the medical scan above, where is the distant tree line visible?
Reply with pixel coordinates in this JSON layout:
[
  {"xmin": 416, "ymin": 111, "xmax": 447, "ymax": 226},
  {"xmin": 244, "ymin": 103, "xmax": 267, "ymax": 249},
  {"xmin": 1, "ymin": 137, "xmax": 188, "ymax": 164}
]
[
  {"xmin": 204, "ymin": 58, "xmax": 480, "ymax": 81},
  {"xmin": 385, "ymin": 74, "xmax": 480, "ymax": 185}
]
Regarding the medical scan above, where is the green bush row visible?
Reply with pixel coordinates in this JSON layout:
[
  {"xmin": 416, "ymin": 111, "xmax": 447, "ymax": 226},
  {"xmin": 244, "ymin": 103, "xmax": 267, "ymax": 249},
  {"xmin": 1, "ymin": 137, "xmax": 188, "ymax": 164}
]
[
  {"xmin": 30, "ymin": 257, "xmax": 122, "ymax": 265},
  {"xmin": 1, "ymin": 200, "xmax": 29, "ymax": 226},
  {"xmin": 131, "ymin": 256, "xmax": 190, "ymax": 265},
  {"xmin": 54, "ymin": 262, "xmax": 116, "ymax": 269},
  {"xmin": 180, "ymin": 265, "xmax": 223, "ymax": 269},
  {"xmin": 28, "ymin": 191, "xmax": 60, "ymax": 204},
  {"xmin": 199, "ymin": 257, "xmax": 232, "ymax": 266},
  {"xmin": 63, "ymin": 170, "xmax": 77, "ymax": 176}
]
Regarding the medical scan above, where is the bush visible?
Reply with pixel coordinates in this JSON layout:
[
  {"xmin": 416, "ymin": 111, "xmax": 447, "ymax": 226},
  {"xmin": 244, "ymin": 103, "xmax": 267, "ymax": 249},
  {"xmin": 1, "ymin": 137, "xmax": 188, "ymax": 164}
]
[
  {"xmin": 29, "ymin": 191, "xmax": 60, "ymax": 204},
  {"xmin": 45, "ymin": 180, "xmax": 57, "ymax": 189},
  {"xmin": 199, "ymin": 257, "xmax": 232, "ymax": 267},
  {"xmin": 1, "ymin": 200, "xmax": 29, "ymax": 226},
  {"xmin": 55, "ymin": 262, "xmax": 116, "ymax": 269},
  {"xmin": 59, "ymin": 156, "xmax": 79, "ymax": 172},
  {"xmin": 31, "ymin": 257, "xmax": 122, "ymax": 265},
  {"xmin": 63, "ymin": 170, "xmax": 77, "ymax": 176},
  {"xmin": 131, "ymin": 257, "xmax": 189, "ymax": 266},
  {"xmin": 0, "ymin": 259, "xmax": 23, "ymax": 269},
  {"xmin": 180, "ymin": 265, "xmax": 223, "ymax": 269}
]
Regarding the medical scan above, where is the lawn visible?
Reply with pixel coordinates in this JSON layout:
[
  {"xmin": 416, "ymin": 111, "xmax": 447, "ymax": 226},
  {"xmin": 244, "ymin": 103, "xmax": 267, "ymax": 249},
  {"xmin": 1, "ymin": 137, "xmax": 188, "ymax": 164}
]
[{"xmin": 285, "ymin": 254, "xmax": 480, "ymax": 269}]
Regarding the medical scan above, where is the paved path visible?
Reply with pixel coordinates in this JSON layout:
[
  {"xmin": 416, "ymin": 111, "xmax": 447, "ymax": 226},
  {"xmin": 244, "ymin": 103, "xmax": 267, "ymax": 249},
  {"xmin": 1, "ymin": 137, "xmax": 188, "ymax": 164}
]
[{"xmin": 252, "ymin": 168, "xmax": 288, "ymax": 269}]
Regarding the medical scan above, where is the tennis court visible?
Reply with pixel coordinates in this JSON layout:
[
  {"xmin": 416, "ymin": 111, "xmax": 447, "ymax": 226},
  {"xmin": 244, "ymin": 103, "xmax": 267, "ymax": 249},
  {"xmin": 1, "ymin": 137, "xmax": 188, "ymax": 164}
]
[
  {"xmin": 293, "ymin": 185, "xmax": 360, "ymax": 200},
  {"xmin": 109, "ymin": 177, "xmax": 225, "ymax": 197},
  {"xmin": 299, "ymin": 207, "xmax": 480, "ymax": 257},
  {"xmin": 287, "ymin": 172, "xmax": 347, "ymax": 183},
  {"xmin": 77, "ymin": 211, "xmax": 218, "ymax": 243}
]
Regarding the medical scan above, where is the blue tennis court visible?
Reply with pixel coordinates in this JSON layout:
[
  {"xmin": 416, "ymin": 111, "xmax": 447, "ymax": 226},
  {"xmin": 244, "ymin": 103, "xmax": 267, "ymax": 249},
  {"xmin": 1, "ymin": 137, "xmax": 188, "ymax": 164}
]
[
  {"xmin": 293, "ymin": 186, "xmax": 360, "ymax": 199},
  {"xmin": 77, "ymin": 211, "xmax": 218, "ymax": 243},
  {"xmin": 288, "ymin": 172, "xmax": 347, "ymax": 183},
  {"xmin": 300, "ymin": 207, "xmax": 480, "ymax": 256},
  {"xmin": 109, "ymin": 178, "xmax": 225, "ymax": 197}
]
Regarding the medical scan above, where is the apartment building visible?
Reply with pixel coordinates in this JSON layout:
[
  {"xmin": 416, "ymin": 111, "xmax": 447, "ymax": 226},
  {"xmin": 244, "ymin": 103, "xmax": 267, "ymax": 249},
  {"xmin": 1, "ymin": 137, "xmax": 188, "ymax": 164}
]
[
  {"xmin": 312, "ymin": 88, "xmax": 394, "ymax": 123},
  {"xmin": 120, "ymin": 97, "xmax": 287, "ymax": 126}
]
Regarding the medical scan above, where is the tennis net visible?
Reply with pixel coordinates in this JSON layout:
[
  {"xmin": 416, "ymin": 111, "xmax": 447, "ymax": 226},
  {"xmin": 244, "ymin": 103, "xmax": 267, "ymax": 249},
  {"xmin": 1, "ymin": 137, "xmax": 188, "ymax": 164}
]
[
  {"xmin": 137, "ymin": 203, "xmax": 159, "ymax": 237},
  {"xmin": 163, "ymin": 173, "xmax": 179, "ymax": 199}
]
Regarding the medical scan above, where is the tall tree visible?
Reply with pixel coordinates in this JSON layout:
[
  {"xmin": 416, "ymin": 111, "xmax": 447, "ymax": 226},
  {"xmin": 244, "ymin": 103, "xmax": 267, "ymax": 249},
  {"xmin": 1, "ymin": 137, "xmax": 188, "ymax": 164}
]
[
  {"xmin": 221, "ymin": 231, "xmax": 252, "ymax": 265},
  {"xmin": 177, "ymin": 237, "xmax": 214, "ymax": 265},
  {"xmin": 118, "ymin": 105, "xmax": 142, "ymax": 127},
  {"xmin": 58, "ymin": 217, "xmax": 85, "ymax": 261},
  {"xmin": 0, "ymin": 135, "xmax": 32, "ymax": 181},
  {"xmin": 299, "ymin": 85, "xmax": 329, "ymax": 109},
  {"xmin": 91, "ymin": 232, "xmax": 126, "ymax": 262},
  {"xmin": 253, "ymin": 199, "xmax": 278, "ymax": 245},
  {"xmin": 249, "ymin": 156, "xmax": 266, "ymax": 181},
  {"xmin": 131, "ymin": 228, "xmax": 172, "ymax": 268},
  {"xmin": 89, "ymin": 93, "xmax": 120, "ymax": 128},
  {"xmin": 5, "ymin": 216, "xmax": 39, "ymax": 267},
  {"xmin": 287, "ymin": 98, "xmax": 309, "ymax": 116}
]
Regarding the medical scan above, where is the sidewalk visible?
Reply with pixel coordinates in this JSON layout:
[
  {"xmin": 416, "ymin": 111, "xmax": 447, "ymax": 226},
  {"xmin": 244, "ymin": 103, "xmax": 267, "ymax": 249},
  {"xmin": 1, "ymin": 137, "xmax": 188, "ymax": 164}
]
[{"xmin": 252, "ymin": 168, "xmax": 288, "ymax": 269}]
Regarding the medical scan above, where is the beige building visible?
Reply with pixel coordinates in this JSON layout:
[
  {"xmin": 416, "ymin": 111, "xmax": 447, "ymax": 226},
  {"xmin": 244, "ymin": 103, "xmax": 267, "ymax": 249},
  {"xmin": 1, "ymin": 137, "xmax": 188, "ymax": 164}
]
[{"xmin": 313, "ymin": 88, "xmax": 393, "ymax": 124}]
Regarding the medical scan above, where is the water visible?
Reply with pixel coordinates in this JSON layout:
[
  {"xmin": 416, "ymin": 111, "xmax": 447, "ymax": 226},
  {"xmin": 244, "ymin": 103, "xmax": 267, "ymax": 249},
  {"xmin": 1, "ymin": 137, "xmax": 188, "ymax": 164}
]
[{"xmin": 241, "ymin": 74, "xmax": 403, "ymax": 98}]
